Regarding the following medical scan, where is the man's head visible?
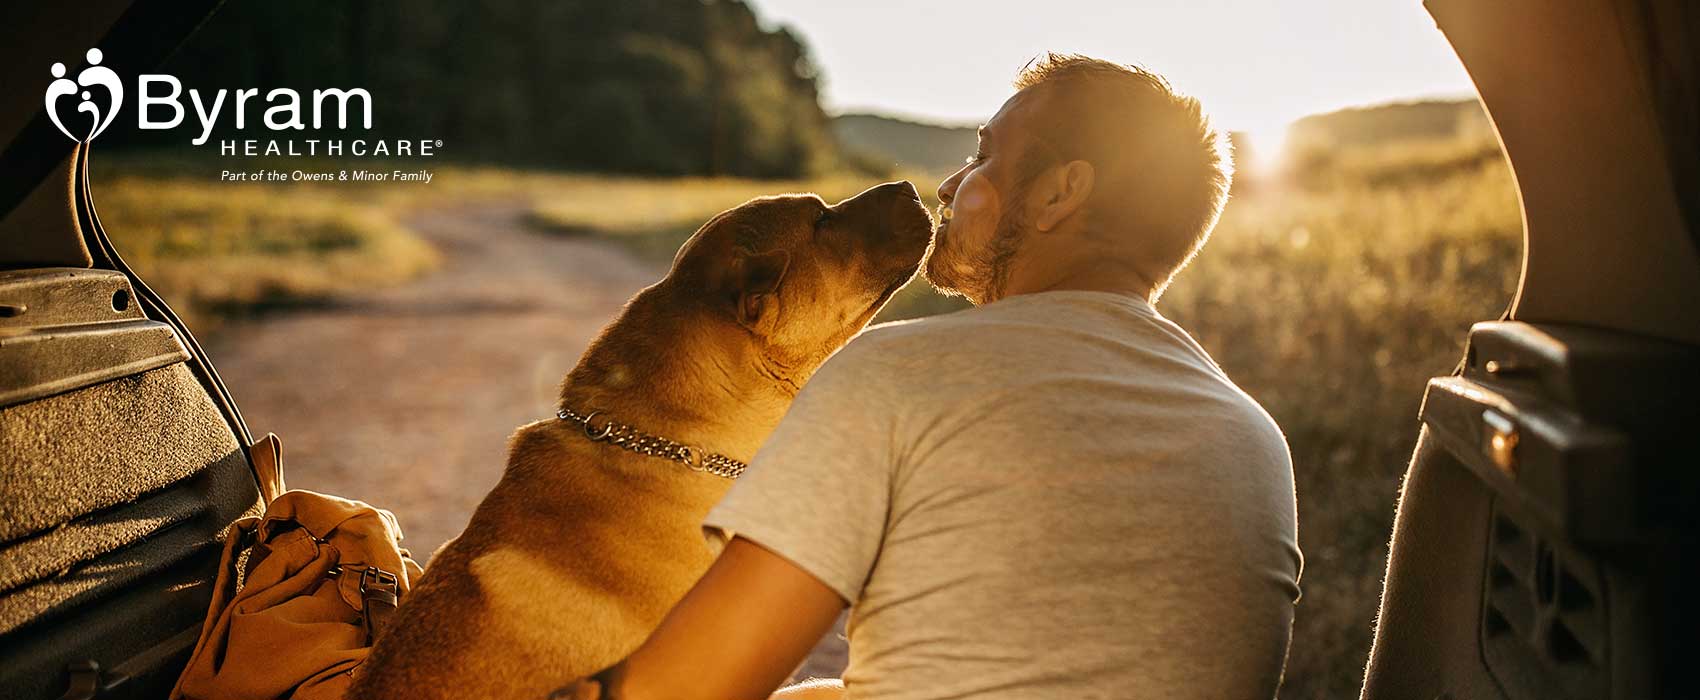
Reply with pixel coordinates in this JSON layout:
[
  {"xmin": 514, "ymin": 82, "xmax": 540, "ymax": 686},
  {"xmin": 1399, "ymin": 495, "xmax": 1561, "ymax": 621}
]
[{"xmin": 924, "ymin": 53, "xmax": 1233, "ymax": 304}]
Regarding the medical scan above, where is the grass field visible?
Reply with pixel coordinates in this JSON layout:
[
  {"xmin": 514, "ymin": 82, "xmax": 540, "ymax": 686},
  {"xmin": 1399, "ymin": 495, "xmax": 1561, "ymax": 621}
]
[
  {"xmin": 1164, "ymin": 139, "xmax": 1520, "ymax": 698},
  {"xmin": 89, "ymin": 157, "xmax": 442, "ymax": 330},
  {"xmin": 88, "ymin": 134, "xmax": 1521, "ymax": 699}
]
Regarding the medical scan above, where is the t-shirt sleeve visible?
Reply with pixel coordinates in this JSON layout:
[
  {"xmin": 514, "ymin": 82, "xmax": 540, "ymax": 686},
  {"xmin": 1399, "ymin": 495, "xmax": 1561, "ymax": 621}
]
[{"xmin": 702, "ymin": 341, "xmax": 899, "ymax": 603}]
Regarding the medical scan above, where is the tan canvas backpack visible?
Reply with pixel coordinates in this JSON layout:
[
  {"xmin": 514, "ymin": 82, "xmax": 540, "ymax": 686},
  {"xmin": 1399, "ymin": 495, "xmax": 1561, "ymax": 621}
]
[{"xmin": 170, "ymin": 435, "xmax": 424, "ymax": 700}]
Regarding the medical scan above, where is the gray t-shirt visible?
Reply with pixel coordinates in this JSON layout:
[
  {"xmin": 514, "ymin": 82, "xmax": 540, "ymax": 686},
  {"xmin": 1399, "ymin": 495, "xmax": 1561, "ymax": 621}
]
[{"xmin": 704, "ymin": 290, "xmax": 1302, "ymax": 699}]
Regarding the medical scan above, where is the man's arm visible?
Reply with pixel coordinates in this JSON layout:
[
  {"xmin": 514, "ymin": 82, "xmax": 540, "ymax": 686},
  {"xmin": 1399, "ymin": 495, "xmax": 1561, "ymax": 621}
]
[{"xmin": 553, "ymin": 536, "xmax": 846, "ymax": 700}]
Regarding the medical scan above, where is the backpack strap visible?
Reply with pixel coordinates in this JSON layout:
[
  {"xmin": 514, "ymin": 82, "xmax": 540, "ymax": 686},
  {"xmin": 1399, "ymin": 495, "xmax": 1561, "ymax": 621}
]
[{"xmin": 247, "ymin": 433, "xmax": 287, "ymax": 504}]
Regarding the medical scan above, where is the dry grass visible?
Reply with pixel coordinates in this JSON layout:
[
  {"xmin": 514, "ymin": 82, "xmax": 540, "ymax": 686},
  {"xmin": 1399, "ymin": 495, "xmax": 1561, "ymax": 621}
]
[
  {"xmin": 1162, "ymin": 138, "xmax": 1521, "ymax": 698},
  {"xmin": 525, "ymin": 173, "xmax": 876, "ymax": 262},
  {"xmin": 525, "ymin": 174, "xmax": 875, "ymax": 234},
  {"xmin": 90, "ymin": 163, "xmax": 440, "ymax": 330}
]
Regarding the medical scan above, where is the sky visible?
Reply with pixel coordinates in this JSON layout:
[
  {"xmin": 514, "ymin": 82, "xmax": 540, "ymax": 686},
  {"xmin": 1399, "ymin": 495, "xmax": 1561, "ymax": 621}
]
[{"xmin": 751, "ymin": 0, "xmax": 1477, "ymax": 153}]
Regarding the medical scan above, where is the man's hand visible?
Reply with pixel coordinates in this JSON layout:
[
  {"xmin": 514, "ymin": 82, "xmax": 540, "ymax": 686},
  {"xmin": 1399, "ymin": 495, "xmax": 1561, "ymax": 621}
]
[
  {"xmin": 549, "ymin": 536, "xmax": 847, "ymax": 700},
  {"xmin": 551, "ymin": 675, "xmax": 846, "ymax": 700},
  {"xmin": 547, "ymin": 678, "xmax": 603, "ymax": 700},
  {"xmin": 769, "ymin": 679, "xmax": 848, "ymax": 699}
]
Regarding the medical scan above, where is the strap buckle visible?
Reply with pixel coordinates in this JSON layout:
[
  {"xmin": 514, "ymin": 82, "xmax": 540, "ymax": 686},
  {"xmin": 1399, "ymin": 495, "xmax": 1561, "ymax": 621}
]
[
  {"xmin": 358, "ymin": 565, "xmax": 401, "ymax": 640},
  {"xmin": 359, "ymin": 565, "xmax": 399, "ymax": 604}
]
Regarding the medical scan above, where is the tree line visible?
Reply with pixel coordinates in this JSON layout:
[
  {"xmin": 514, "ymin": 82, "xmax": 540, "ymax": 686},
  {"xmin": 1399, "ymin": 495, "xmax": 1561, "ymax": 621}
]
[{"xmin": 117, "ymin": 0, "xmax": 843, "ymax": 178}]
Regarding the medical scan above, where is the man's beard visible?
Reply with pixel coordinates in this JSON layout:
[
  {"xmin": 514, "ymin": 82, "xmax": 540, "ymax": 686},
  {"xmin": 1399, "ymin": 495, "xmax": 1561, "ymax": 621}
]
[{"xmin": 921, "ymin": 199, "xmax": 1026, "ymax": 305}]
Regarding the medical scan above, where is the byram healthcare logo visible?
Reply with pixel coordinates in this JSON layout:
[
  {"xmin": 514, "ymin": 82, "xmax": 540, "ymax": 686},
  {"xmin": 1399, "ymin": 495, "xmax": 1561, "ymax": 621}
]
[
  {"xmin": 41, "ymin": 48, "xmax": 439, "ymax": 161},
  {"xmin": 45, "ymin": 49, "xmax": 122, "ymax": 142}
]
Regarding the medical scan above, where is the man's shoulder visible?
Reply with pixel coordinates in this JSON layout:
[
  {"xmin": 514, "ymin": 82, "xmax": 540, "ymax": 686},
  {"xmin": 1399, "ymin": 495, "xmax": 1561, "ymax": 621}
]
[
  {"xmin": 834, "ymin": 309, "xmax": 1007, "ymax": 363},
  {"xmin": 856, "ymin": 303, "xmax": 1024, "ymax": 348},
  {"xmin": 805, "ymin": 310, "xmax": 991, "ymax": 387}
]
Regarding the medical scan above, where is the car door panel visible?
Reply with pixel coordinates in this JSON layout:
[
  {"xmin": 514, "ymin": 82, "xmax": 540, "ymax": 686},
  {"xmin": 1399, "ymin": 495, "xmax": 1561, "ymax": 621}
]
[
  {"xmin": 1, "ymin": 139, "xmax": 264, "ymax": 698},
  {"xmin": 1364, "ymin": 322, "xmax": 1698, "ymax": 699}
]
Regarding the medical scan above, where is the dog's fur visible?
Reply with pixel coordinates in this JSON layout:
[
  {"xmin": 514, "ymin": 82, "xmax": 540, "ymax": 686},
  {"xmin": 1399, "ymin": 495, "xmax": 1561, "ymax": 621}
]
[{"xmin": 349, "ymin": 182, "xmax": 932, "ymax": 700}]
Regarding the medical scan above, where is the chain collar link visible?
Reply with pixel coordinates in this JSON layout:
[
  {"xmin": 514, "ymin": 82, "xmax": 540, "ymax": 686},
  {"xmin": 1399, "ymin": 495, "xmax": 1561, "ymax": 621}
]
[{"xmin": 556, "ymin": 407, "xmax": 747, "ymax": 480}]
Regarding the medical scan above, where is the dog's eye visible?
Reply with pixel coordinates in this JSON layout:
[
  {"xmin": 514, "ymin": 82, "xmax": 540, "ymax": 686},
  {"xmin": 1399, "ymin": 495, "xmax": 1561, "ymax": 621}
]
[{"xmin": 814, "ymin": 210, "xmax": 832, "ymax": 230}]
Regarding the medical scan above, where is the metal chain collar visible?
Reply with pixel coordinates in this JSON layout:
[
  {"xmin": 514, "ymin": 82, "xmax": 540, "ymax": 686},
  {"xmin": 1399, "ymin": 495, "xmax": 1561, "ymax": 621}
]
[{"xmin": 556, "ymin": 407, "xmax": 747, "ymax": 480}]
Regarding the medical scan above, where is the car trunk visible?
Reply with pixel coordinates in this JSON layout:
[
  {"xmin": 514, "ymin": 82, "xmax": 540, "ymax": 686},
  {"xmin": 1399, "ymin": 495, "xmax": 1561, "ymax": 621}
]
[
  {"xmin": 1362, "ymin": 1, "xmax": 1700, "ymax": 699},
  {"xmin": 0, "ymin": 3, "xmax": 267, "ymax": 699}
]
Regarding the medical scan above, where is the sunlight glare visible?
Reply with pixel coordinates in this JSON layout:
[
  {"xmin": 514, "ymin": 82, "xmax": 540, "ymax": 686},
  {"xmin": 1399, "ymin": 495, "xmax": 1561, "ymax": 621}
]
[{"xmin": 1236, "ymin": 116, "xmax": 1293, "ymax": 176}]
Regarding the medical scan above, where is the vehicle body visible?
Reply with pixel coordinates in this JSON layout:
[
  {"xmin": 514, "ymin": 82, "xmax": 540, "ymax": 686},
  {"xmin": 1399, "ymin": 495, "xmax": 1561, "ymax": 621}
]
[
  {"xmin": 1362, "ymin": 1, "xmax": 1699, "ymax": 698},
  {"xmin": 0, "ymin": 3, "xmax": 261, "ymax": 699}
]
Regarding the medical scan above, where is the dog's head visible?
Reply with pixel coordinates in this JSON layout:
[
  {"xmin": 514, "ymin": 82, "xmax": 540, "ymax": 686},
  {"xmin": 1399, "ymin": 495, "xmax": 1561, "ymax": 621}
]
[{"xmin": 665, "ymin": 181, "xmax": 932, "ymax": 388}]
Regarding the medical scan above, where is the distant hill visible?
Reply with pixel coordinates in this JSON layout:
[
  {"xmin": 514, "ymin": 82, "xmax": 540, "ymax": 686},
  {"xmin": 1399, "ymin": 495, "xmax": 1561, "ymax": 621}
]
[
  {"xmin": 1286, "ymin": 98, "xmax": 1492, "ymax": 151},
  {"xmin": 835, "ymin": 99, "xmax": 1494, "ymax": 178},
  {"xmin": 834, "ymin": 113, "xmax": 979, "ymax": 174}
]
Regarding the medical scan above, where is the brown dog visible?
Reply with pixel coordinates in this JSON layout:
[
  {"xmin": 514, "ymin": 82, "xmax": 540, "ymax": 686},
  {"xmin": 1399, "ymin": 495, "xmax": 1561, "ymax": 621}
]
[{"xmin": 349, "ymin": 181, "xmax": 932, "ymax": 700}]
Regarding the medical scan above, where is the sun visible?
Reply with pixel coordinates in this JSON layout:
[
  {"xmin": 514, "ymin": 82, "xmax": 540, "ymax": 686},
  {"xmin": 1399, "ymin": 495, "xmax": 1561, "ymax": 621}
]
[{"xmin": 1236, "ymin": 115, "xmax": 1294, "ymax": 176}]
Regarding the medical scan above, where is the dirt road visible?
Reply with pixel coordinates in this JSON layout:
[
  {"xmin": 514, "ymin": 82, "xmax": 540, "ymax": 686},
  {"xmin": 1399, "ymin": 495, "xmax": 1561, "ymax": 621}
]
[{"xmin": 207, "ymin": 201, "xmax": 848, "ymax": 679}]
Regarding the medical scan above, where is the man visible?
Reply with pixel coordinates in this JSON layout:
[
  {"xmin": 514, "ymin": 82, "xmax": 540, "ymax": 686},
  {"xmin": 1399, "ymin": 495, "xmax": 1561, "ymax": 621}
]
[{"xmin": 559, "ymin": 53, "xmax": 1301, "ymax": 700}]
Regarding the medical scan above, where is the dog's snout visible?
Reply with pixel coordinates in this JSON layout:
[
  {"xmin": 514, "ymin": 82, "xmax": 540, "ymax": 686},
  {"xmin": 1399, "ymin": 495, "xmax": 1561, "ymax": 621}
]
[
  {"xmin": 837, "ymin": 181, "xmax": 931, "ymax": 246},
  {"xmin": 880, "ymin": 180, "xmax": 921, "ymax": 202},
  {"xmin": 850, "ymin": 181, "xmax": 920, "ymax": 205}
]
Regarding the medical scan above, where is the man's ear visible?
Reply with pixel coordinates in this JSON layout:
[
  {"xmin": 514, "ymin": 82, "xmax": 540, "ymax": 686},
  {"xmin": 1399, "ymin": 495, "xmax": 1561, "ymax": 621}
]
[
  {"xmin": 731, "ymin": 248, "xmax": 790, "ymax": 329},
  {"xmin": 1034, "ymin": 160, "xmax": 1095, "ymax": 232}
]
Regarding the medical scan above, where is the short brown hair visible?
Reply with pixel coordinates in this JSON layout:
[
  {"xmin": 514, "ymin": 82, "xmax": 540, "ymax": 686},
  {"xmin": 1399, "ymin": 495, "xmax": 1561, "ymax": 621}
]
[{"xmin": 1013, "ymin": 53, "xmax": 1232, "ymax": 298}]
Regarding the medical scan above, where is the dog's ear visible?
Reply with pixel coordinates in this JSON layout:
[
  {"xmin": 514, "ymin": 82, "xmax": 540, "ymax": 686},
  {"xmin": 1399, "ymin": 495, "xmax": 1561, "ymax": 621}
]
[{"xmin": 730, "ymin": 248, "xmax": 790, "ymax": 329}]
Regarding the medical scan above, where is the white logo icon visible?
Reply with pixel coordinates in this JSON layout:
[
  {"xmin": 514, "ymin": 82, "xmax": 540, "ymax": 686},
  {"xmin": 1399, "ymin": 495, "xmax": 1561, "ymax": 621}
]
[{"xmin": 45, "ymin": 48, "xmax": 124, "ymax": 143}]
